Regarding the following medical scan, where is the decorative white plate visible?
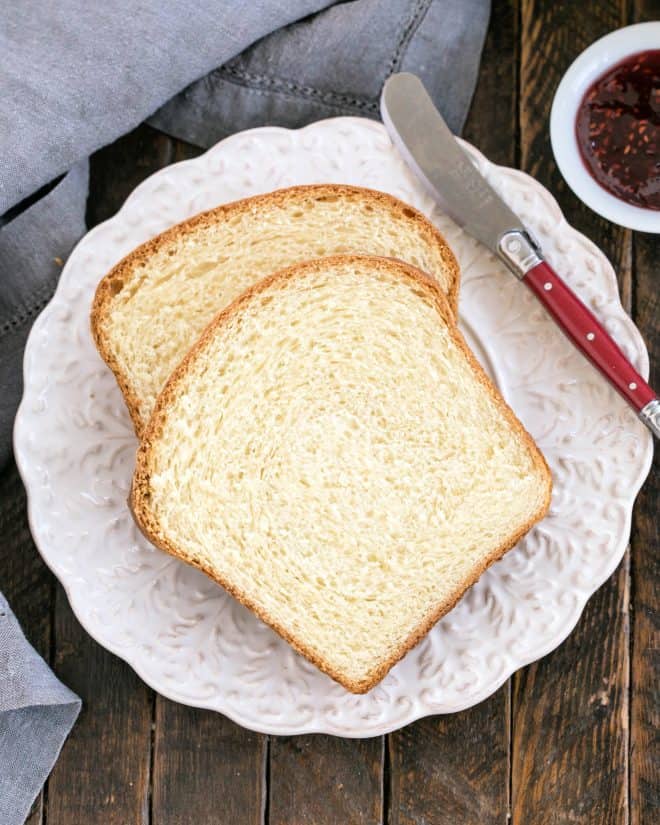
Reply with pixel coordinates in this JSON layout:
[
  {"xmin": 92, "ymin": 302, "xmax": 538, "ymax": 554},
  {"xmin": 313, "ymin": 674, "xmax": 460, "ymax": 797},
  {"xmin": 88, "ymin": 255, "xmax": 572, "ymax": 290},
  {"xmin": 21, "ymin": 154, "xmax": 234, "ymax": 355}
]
[{"xmin": 15, "ymin": 118, "xmax": 653, "ymax": 737}]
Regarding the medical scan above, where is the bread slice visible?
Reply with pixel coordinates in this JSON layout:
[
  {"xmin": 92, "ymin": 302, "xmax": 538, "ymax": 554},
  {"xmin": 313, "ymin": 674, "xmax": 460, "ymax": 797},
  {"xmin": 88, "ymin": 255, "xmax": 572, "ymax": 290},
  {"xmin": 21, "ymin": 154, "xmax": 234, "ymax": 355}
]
[
  {"xmin": 131, "ymin": 255, "xmax": 551, "ymax": 693},
  {"xmin": 91, "ymin": 184, "xmax": 459, "ymax": 435}
]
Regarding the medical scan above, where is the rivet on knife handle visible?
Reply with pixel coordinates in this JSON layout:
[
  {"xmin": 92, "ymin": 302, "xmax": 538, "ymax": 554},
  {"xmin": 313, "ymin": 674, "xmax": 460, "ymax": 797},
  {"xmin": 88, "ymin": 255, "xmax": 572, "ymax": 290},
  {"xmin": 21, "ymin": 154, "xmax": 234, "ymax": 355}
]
[{"xmin": 497, "ymin": 230, "xmax": 543, "ymax": 278}]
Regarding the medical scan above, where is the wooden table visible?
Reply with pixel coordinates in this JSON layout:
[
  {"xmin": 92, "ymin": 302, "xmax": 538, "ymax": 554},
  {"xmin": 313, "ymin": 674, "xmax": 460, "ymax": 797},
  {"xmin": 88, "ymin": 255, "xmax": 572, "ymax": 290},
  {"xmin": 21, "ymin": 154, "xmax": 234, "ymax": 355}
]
[{"xmin": 3, "ymin": 1, "xmax": 658, "ymax": 822}]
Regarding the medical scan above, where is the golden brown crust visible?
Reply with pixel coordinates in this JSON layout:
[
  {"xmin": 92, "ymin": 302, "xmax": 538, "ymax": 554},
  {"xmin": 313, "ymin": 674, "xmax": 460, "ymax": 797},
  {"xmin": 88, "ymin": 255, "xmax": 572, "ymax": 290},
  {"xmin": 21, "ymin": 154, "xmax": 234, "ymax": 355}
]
[
  {"xmin": 131, "ymin": 255, "xmax": 551, "ymax": 694},
  {"xmin": 90, "ymin": 184, "xmax": 460, "ymax": 437}
]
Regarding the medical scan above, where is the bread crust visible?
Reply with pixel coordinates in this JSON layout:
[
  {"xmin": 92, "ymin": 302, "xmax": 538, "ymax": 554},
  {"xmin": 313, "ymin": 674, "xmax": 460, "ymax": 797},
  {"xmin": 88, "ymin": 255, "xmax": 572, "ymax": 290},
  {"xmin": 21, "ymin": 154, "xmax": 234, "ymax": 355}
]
[
  {"xmin": 90, "ymin": 184, "xmax": 461, "ymax": 437},
  {"xmin": 131, "ymin": 255, "xmax": 552, "ymax": 694}
]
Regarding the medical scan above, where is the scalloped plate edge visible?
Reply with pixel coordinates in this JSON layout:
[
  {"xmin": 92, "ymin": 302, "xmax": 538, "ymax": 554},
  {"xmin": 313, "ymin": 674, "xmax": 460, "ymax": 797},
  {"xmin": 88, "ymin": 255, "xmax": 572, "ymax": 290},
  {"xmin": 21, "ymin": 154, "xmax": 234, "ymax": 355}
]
[{"xmin": 13, "ymin": 117, "xmax": 654, "ymax": 737}]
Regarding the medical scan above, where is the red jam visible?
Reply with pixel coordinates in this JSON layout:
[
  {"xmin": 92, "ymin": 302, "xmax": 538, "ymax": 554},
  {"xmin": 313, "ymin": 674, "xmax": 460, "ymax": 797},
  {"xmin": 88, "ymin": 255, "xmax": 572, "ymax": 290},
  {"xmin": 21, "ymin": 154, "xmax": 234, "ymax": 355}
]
[{"xmin": 575, "ymin": 49, "xmax": 659, "ymax": 210}]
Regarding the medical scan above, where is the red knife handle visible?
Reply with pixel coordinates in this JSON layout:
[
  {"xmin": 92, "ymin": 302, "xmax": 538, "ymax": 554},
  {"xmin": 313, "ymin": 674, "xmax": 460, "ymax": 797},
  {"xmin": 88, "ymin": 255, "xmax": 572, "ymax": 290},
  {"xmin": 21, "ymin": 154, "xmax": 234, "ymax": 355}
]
[{"xmin": 523, "ymin": 260, "xmax": 656, "ymax": 413}]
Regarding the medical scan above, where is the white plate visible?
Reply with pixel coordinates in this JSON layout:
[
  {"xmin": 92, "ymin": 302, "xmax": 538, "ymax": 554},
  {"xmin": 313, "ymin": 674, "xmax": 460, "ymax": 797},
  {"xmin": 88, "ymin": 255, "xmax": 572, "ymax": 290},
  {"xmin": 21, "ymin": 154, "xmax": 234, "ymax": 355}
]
[
  {"xmin": 550, "ymin": 22, "xmax": 660, "ymax": 233},
  {"xmin": 14, "ymin": 118, "xmax": 653, "ymax": 737}
]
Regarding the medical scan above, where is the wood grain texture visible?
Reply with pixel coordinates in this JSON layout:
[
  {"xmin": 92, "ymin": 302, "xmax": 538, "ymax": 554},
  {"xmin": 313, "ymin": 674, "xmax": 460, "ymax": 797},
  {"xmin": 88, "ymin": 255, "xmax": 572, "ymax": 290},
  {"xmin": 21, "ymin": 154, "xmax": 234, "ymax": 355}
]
[
  {"xmin": 630, "ymin": 232, "xmax": 659, "ymax": 825},
  {"xmin": 0, "ymin": 461, "xmax": 53, "ymax": 825},
  {"xmin": 515, "ymin": 2, "xmax": 633, "ymax": 824},
  {"xmin": 171, "ymin": 138, "xmax": 203, "ymax": 164},
  {"xmin": 463, "ymin": 0, "xmax": 520, "ymax": 167},
  {"xmin": 269, "ymin": 736, "xmax": 383, "ymax": 825},
  {"xmin": 85, "ymin": 124, "xmax": 177, "ymax": 228},
  {"xmin": 632, "ymin": 0, "xmax": 660, "ymax": 23},
  {"xmin": 388, "ymin": 5, "xmax": 519, "ymax": 822},
  {"xmin": 152, "ymin": 699, "xmax": 267, "ymax": 825},
  {"xmin": 45, "ymin": 585, "xmax": 152, "ymax": 825},
  {"xmin": 389, "ymin": 691, "xmax": 511, "ymax": 825},
  {"xmin": 511, "ymin": 564, "xmax": 630, "ymax": 824}
]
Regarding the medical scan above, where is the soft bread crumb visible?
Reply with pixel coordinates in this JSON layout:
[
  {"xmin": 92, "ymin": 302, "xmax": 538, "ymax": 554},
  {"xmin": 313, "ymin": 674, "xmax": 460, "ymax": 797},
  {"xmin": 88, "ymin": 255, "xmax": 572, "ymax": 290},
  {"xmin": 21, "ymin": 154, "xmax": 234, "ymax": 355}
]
[
  {"xmin": 91, "ymin": 185, "xmax": 459, "ymax": 433},
  {"xmin": 131, "ymin": 255, "xmax": 552, "ymax": 694}
]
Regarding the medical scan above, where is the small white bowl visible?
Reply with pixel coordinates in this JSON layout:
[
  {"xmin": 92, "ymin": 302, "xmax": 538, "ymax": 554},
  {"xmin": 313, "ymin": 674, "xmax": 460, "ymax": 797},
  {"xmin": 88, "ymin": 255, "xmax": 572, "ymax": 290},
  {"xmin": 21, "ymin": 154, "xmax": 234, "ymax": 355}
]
[{"xmin": 550, "ymin": 22, "xmax": 660, "ymax": 233}]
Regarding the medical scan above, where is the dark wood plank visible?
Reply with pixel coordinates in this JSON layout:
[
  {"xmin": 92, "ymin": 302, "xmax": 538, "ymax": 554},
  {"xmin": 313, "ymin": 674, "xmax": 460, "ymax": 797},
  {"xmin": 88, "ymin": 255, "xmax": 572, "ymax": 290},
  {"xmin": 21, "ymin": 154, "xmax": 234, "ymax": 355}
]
[
  {"xmin": 512, "ymin": 563, "xmax": 630, "ymax": 824},
  {"xmin": 632, "ymin": 0, "xmax": 660, "ymax": 24},
  {"xmin": 0, "ymin": 460, "xmax": 53, "ymax": 825},
  {"xmin": 630, "ymin": 8, "xmax": 659, "ymax": 804},
  {"xmin": 172, "ymin": 138, "xmax": 203, "ymax": 164},
  {"xmin": 269, "ymin": 735, "xmax": 382, "ymax": 825},
  {"xmin": 390, "ymin": 689, "xmax": 511, "ymax": 825},
  {"xmin": 86, "ymin": 123, "xmax": 176, "ymax": 227},
  {"xmin": 463, "ymin": 0, "xmax": 520, "ymax": 167},
  {"xmin": 514, "ymin": 3, "xmax": 632, "ymax": 823},
  {"xmin": 46, "ymin": 585, "xmax": 153, "ymax": 824},
  {"xmin": 152, "ymin": 699, "xmax": 267, "ymax": 825},
  {"xmin": 630, "ymin": 231, "xmax": 659, "ymax": 825},
  {"xmin": 388, "ymin": 5, "xmax": 520, "ymax": 822}
]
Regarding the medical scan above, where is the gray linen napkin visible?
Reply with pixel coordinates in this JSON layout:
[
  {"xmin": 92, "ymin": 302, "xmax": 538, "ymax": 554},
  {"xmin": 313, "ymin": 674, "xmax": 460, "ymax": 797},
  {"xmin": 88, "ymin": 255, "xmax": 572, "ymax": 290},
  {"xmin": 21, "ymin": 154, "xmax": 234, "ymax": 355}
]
[
  {"xmin": 1, "ymin": 1, "xmax": 489, "ymax": 821},
  {"xmin": 0, "ymin": 594, "xmax": 81, "ymax": 825}
]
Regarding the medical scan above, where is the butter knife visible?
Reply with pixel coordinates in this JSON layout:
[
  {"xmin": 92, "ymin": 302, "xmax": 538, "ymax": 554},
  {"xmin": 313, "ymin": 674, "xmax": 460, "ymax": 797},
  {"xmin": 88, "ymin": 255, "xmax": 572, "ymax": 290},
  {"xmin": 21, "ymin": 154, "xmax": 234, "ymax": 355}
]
[{"xmin": 381, "ymin": 72, "xmax": 659, "ymax": 438}]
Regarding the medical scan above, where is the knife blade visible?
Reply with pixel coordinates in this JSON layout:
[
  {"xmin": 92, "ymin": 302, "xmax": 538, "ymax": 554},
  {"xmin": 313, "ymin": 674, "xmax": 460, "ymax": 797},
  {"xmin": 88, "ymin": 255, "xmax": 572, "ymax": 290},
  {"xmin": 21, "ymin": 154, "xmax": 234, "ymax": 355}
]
[
  {"xmin": 380, "ymin": 72, "xmax": 659, "ymax": 439},
  {"xmin": 381, "ymin": 73, "xmax": 531, "ymax": 256}
]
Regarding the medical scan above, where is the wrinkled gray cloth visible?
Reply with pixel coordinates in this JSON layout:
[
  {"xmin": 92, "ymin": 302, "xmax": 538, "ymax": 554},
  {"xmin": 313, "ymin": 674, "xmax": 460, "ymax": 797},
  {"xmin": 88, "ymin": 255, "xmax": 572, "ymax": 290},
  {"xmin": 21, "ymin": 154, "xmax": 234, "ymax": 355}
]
[
  {"xmin": 1, "ymin": 1, "xmax": 489, "ymax": 822},
  {"xmin": 0, "ymin": 594, "xmax": 81, "ymax": 825}
]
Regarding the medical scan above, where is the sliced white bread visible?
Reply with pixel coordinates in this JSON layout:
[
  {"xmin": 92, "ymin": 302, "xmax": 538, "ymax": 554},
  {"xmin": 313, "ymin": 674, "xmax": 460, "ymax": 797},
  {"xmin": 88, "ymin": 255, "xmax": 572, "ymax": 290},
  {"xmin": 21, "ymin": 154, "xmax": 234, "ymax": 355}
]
[
  {"xmin": 91, "ymin": 184, "xmax": 459, "ymax": 434},
  {"xmin": 131, "ymin": 255, "xmax": 552, "ymax": 694}
]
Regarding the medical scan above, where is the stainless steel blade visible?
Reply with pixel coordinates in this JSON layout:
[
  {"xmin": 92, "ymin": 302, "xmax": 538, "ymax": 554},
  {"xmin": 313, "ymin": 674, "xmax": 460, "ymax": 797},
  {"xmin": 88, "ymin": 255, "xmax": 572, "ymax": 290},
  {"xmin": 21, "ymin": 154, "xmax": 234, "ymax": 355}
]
[{"xmin": 381, "ymin": 73, "xmax": 541, "ymax": 273}]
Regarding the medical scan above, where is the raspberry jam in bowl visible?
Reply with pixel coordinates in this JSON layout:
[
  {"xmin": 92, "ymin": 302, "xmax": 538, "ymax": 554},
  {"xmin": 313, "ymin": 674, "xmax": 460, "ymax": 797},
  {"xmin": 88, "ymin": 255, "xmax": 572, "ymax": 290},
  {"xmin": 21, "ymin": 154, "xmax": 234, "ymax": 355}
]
[
  {"xmin": 551, "ymin": 22, "xmax": 660, "ymax": 232},
  {"xmin": 576, "ymin": 50, "xmax": 659, "ymax": 210}
]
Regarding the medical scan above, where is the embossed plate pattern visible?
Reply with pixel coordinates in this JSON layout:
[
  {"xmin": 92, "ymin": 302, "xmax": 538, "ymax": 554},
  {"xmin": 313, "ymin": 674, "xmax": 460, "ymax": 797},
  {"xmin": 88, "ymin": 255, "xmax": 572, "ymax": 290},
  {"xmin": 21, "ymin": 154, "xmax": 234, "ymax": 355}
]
[{"xmin": 14, "ymin": 118, "xmax": 653, "ymax": 736}]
